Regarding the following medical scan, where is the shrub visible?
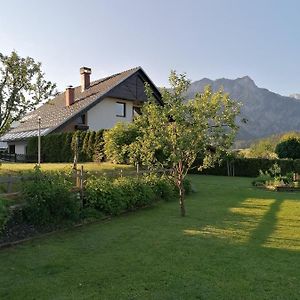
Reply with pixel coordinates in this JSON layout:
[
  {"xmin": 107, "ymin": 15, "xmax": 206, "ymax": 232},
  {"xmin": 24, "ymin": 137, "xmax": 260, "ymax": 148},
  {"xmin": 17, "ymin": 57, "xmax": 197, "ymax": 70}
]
[
  {"xmin": 0, "ymin": 199, "xmax": 9, "ymax": 230},
  {"xmin": 85, "ymin": 175, "xmax": 178, "ymax": 216},
  {"xmin": 85, "ymin": 176, "xmax": 125, "ymax": 215},
  {"xmin": 143, "ymin": 174, "xmax": 177, "ymax": 202},
  {"xmin": 252, "ymin": 170, "xmax": 272, "ymax": 186},
  {"xmin": 104, "ymin": 123, "xmax": 139, "ymax": 164},
  {"xmin": 275, "ymin": 138, "xmax": 300, "ymax": 159},
  {"xmin": 183, "ymin": 178, "xmax": 192, "ymax": 195},
  {"xmin": 114, "ymin": 177, "xmax": 156, "ymax": 209},
  {"xmin": 22, "ymin": 170, "xmax": 80, "ymax": 225}
]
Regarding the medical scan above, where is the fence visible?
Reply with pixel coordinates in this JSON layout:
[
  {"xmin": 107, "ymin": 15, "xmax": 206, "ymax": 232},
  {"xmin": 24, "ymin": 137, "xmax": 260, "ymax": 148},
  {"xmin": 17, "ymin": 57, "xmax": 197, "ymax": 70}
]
[{"xmin": 0, "ymin": 153, "xmax": 45, "ymax": 163}]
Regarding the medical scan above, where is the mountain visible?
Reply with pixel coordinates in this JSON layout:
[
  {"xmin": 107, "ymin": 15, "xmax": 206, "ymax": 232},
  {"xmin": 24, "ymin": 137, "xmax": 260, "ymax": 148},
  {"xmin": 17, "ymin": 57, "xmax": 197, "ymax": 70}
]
[
  {"xmin": 185, "ymin": 76, "xmax": 300, "ymax": 143},
  {"xmin": 289, "ymin": 93, "xmax": 300, "ymax": 100}
]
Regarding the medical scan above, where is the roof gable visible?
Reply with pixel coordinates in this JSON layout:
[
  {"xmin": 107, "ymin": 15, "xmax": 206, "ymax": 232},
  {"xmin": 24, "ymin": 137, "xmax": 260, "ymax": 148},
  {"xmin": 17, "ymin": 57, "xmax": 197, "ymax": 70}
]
[{"xmin": 0, "ymin": 67, "xmax": 161, "ymax": 141}]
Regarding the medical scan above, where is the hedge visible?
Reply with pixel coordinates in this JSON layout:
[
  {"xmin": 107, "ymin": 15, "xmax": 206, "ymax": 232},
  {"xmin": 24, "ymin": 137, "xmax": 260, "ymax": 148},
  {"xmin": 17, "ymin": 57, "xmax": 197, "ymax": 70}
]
[
  {"xmin": 84, "ymin": 175, "xmax": 190, "ymax": 216},
  {"xmin": 190, "ymin": 157, "xmax": 300, "ymax": 177},
  {"xmin": 27, "ymin": 130, "xmax": 105, "ymax": 163}
]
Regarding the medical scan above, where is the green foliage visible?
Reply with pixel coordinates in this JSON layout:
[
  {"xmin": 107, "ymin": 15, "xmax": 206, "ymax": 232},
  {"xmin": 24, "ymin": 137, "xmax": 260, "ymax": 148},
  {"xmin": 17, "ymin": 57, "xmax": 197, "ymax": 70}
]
[
  {"xmin": 87, "ymin": 131, "xmax": 96, "ymax": 160},
  {"xmin": 251, "ymin": 163, "xmax": 294, "ymax": 187},
  {"xmin": 104, "ymin": 123, "xmax": 139, "ymax": 164},
  {"xmin": 85, "ymin": 175, "xmax": 175, "ymax": 216},
  {"xmin": 0, "ymin": 51, "xmax": 56, "ymax": 134},
  {"xmin": 85, "ymin": 176, "xmax": 125, "ymax": 215},
  {"xmin": 142, "ymin": 174, "xmax": 178, "ymax": 202},
  {"xmin": 246, "ymin": 140, "xmax": 277, "ymax": 159},
  {"xmin": 275, "ymin": 137, "xmax": 300, "ymax": 159},
  {"xmin": 93, "ymin": 129, "xmax": 105, "ymax": 162},
  {"xmin": 27, "ymin": 130, "xmax": 105, "ymax": 163},
  {"xmin": 0, "ymin": 199, "xmax": 9, "ymax": 230},
  {"xmin": 129, "ymin": 71, "xmax": 240, "ymax": 215},
  {"xmin": 251, "ymin": 170, "xmax": 273, "ymax": 187},
  {"xmin": 22, "ymin": 170, "xmax": 80, "ymax": 225},
  {"xmin": 183, "ymin": 177, "xmax": 192, "ymax": 195},
  {"xmin": 192, "ymin": 157, "xmax": 299, "ymax": 177},
  {"xmin": 1, "ymin": 176, "xmax": 300, "ymax": 299},
  {"xmin": 244, "ymin": 131, "xmax": 300, "ymax": 159}
]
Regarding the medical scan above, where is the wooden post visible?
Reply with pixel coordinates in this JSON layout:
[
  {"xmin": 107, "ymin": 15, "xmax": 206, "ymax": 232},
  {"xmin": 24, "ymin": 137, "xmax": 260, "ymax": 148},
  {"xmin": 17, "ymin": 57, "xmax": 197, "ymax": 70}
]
[
  {"xmin": 136, "ymin": 163, "xmax": 139, "ymax": 176},
  {"xmin": 80, "ymin": 165, "xmax": 84, "ymax": 205},
  {"xmin": 120, "ymin": 169, "xmax": 123, "ymax": 178},
  {"xmin": 76, "ymin": 169, "xmax": 80, "ymax": 188},
  {"xmin": 37, "ymin": 116, "xmax": 41, "ymax": 166}
]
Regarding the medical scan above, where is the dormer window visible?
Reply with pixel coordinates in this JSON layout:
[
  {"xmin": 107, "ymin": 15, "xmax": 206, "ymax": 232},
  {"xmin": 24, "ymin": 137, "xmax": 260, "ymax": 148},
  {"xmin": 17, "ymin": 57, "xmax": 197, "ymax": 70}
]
[{"xmin": 116, "ymin": 102, "xmax": 126, "ymax": 117}]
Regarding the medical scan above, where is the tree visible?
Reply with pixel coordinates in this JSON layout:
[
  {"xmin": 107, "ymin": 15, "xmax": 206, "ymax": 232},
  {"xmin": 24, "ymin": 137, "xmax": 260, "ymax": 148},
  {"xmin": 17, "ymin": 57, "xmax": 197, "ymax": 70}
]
[
  {"xmin": 0, "ymin": 51, "xmax": 56, "ymax": 134},
  {"xmin": 104, "ymin": 123, "xmax": 139, "ymax": 164},
  {"xmin": 247, "ymin": 140, "xmax": 277, "ymax": 159},
  {"xmin": 275, "ymin": 137, "xmax": 300, "ymax": 159},
  {"xmin": 129, "ymin": 71, "xmax": 240, "ymax": 216}
]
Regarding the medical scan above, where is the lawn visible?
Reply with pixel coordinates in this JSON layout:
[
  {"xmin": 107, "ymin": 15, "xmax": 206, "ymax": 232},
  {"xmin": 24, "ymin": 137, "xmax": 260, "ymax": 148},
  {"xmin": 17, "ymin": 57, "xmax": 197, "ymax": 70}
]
[
  {"xmin": 0, "ymin": 162, "xmax": 133, "ymax": 174},
  {"xmin": 0, "ymin": 175, "xmax": 300, "ymax": 299}
]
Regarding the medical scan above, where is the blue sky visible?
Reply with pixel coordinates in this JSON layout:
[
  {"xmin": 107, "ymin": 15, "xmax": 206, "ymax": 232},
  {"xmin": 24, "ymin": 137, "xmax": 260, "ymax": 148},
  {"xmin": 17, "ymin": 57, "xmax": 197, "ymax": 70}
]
[{"xmin": 1, "ymin": 0, "xmax": 300, "ymax": 95}]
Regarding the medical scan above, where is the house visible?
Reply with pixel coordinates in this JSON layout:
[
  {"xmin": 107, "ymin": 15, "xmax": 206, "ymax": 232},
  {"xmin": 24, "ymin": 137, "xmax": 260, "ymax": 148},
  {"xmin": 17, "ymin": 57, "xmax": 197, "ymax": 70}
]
[{"xmin": 0, "ymin": 66, "xmax": 162, "ymax": 155}]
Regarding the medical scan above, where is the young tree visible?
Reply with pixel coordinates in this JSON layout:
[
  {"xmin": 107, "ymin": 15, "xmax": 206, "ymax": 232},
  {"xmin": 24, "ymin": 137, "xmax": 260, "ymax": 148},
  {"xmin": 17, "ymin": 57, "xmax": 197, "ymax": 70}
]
[
  {"xmin": 0, "ymin": 51, "xmax": 56, "ymax": 133},
  {"xmin": 130, "ymin": 71, "xmax": 240, "ymax": 216}
]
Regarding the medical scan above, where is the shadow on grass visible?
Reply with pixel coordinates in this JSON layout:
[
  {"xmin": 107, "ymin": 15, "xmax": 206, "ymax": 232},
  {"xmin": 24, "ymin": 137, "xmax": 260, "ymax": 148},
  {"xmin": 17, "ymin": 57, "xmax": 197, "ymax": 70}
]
[
  {"xmin": 184, "ymin": 177, "xmax": 300, "ymax": 252},
  {"xmin": 248, "ymin": 198, "xmax": 283, "ymax": 247}
]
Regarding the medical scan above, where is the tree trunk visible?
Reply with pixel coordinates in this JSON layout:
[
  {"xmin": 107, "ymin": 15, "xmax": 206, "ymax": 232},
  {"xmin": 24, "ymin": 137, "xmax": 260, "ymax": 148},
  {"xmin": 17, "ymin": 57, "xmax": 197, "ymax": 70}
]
[{"xmin": 178, "ymin": 178, "xmax": 185, "ymax": 217}]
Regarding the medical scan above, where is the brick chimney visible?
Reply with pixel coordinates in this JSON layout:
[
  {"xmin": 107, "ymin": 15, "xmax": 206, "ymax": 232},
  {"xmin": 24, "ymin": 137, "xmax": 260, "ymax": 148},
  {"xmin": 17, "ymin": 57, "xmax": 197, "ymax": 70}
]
[
  {"xmin": 65, "ymin": 85, "xmax": 75, "ymax": 106},
  {"xmin": 80, "ymin": 67, "xmax": 91, "ymax": 92}
]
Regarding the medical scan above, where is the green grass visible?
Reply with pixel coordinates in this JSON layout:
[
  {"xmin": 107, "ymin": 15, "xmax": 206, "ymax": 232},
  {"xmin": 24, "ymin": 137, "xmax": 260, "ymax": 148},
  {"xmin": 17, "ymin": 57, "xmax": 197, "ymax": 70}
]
[
  {"xmin": 0, "ymin": 175, "xmax": 300, "ymax": 299},
  {"xmin": 0, "ymin": 162, "xmax": 133, "ymax": 174}
]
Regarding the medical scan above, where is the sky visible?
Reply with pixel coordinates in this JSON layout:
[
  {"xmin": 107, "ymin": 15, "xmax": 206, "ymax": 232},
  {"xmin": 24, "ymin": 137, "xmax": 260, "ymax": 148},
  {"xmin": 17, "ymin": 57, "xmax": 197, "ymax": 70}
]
[{"xmin": 1, "ymin": 0, "xmax": 300, "ymax": 96}]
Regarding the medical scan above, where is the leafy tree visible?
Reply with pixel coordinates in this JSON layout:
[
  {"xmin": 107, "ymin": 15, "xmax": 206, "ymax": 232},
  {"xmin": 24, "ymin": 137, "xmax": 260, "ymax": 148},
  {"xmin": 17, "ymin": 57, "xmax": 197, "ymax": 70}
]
[
  {"xmin": 0, "ymin": 51, "xmax": 56, "ymax": 133},
  {"xmin": 275, "ymin": 137, "xmax": 300, "ymax": 159},
  {"xmin": 104, "ymin": 123, "xmax": 139, "ymax": 164},
  {"xmin": 129, "ymin": 71, "xmax": 240, "ymax": 216},
  {"xmin": 247, "ymin": 140, "xmax": 277, "ymax": 159}
]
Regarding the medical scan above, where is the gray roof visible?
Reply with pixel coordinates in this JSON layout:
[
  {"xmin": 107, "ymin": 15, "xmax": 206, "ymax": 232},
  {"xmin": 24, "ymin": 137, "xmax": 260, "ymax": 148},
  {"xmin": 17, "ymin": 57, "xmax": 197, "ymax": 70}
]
[{"xmin": 0, "ymin": 67, "xmax": 160, "ymax": 142}]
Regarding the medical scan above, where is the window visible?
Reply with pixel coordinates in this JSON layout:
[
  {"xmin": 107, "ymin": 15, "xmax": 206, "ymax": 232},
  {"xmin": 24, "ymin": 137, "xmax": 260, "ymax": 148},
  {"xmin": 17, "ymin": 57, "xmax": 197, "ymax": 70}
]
[
  {"xmin": 9, "ymin": 145, "xmax": 15, "ymax": 154},
  {"xmin": 76, "ymin": 114, "xmax": 86, "ymax": 125},
  {"xmin": 116, "ymin": 102, "xmax": 126, "ymax": 117}
]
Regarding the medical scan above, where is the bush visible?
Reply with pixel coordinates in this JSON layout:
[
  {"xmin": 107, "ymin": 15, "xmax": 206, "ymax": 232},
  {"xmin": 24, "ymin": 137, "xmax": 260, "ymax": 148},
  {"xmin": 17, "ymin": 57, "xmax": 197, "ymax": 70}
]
[
  {"xmin": 85, "ymin": 176, "xmax": 126, "ymax": 215},
  {"xmin": 114, "ymin": 177, "xmax": 156, "ymax": 209},
  {"xmin": 252, "ymin": 170, "xmax": 272, "ymax": 186},
  {"xmin": 183, "ymin": 178, "xmax": 192, "ymax": 195},
  {"xmin": 104, "ymin": 123, "xmax": 139, "ymax": 164},
  {"xmin": 85, "ymin": 175, "xmax": 178, "ymax": 216},
  {"xmin": 275, "ymin": 138, "xmax": 300, "ymax": 159},
  {"xmin": 143, "ymin": 174, "xmax": 178, "ymax": 202},
  {"xmin": 0, "ymin": 199, "xmax": 9, "ymax": 230},
  {"xmin": 22, "ymin": 170, "xmax": 80, "ymax": 225}
]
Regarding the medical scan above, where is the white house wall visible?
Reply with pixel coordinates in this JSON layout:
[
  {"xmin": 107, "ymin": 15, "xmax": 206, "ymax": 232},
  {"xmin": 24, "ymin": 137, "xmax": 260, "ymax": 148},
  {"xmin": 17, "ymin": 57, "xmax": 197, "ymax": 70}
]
[
  {"xmin": 87, "ymin": 97, "xmax": 134, "ymax": 130},
  {"xmin": 8, "ymin": 141, "xmax": 27, "ymax": 155}
]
